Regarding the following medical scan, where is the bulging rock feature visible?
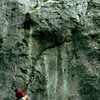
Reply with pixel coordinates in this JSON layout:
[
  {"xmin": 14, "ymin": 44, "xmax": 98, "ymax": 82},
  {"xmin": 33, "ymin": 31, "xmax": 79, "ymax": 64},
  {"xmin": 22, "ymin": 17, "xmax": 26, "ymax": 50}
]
[{"xmin": 0, "ymin": 0, "xmax": 100, "ymax": 100}]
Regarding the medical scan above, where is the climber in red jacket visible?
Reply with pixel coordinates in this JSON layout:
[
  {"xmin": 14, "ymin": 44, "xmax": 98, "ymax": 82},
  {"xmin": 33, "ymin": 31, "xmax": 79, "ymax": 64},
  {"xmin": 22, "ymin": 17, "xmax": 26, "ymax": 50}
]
[{"xmin": 15, "ymin": 88, "xmax": 28, "ymax": 100}]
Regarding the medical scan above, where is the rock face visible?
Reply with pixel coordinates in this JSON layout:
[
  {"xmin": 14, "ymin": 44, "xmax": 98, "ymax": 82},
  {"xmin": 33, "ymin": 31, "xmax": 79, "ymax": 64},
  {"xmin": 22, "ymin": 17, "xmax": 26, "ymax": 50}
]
[{"xmin": 0, "ymin": 0, "xmax": 100, "ymax": 100}]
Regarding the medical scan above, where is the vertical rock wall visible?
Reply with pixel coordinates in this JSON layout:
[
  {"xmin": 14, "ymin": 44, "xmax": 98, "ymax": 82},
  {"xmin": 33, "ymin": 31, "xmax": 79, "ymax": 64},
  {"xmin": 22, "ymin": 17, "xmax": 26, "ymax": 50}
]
[{"xmin": 0, "ymin": 0, "xmax": 100, "ymax": 100}]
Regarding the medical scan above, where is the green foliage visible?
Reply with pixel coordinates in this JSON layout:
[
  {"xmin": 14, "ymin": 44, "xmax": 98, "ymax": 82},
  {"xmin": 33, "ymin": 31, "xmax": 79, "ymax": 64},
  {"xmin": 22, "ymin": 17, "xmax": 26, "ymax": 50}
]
[{"xmin": 31, "ymin": 7, "xmax": 36, "ymax": 11}]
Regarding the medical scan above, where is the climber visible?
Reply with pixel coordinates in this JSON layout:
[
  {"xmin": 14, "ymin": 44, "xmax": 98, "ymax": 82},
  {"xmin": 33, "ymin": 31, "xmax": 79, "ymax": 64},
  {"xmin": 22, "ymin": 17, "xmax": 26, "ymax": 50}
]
[{"xmin": 15, "ymin": 88, "xmax": 28, "ymax": 100}]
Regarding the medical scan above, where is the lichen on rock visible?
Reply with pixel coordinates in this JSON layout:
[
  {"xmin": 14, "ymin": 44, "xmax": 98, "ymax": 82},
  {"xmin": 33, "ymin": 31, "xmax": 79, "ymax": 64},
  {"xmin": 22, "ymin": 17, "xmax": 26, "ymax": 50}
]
[{"xmin": 0, "ymin": 0, "xmax": 100, "ymax": 100}]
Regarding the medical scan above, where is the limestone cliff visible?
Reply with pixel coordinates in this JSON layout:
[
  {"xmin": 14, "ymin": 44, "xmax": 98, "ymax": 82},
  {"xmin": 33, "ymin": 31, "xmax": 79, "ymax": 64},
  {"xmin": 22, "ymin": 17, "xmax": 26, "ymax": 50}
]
[{"xmin": 0, "ymin": 0, "xmax": 100, "ymax": 100}]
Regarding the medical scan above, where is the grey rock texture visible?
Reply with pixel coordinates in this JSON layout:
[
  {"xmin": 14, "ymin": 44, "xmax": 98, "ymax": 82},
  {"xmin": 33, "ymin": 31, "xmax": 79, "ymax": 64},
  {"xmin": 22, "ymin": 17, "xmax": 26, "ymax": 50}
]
[{"xmin": 0, "ymin": 0, "xmax": 100, "ymax": 100}]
